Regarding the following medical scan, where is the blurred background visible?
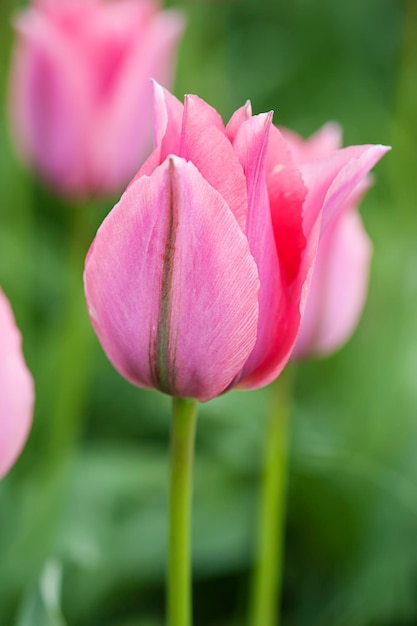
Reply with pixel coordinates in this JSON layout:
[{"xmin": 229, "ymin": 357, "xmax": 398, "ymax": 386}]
[{"xmin": 0, "ymin": 0, "xmax": 416, "ymax": 624}]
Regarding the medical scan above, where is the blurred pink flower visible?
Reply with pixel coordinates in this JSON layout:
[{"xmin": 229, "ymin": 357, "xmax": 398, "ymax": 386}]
[
  {"xmin": 0, "ymin": 289, "xmax": 34, "ymax": 478},
  {"xmin": 9, "ymin": 0, "xmax": 185, "ymax": 199},
  {"xmin": 84, "ymin": 85, "xmax": 389, "ymax": 401},
  {"xmin": 283, "ymin": 124, "xmax": 375, "ymax": 358}
]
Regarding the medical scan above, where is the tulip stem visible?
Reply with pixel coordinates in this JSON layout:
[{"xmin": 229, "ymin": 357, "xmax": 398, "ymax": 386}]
[
  {"xmin": 168, "ymin": 397, "xmax": 198, "ymax": 626},
  {"xmin": 45, "ymin": 203, "xmax": 96, "ymax": 471},
  {"xmin": 249, "ymin": 365, "xmax": 295, "ymax": 626}
]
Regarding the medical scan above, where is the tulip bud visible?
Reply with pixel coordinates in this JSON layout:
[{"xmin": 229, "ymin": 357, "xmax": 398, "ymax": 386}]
[
  {"xmin": 84, "ymin": 85, "xmax": 389, "ymax": 401},
  {"xmin": 8, "ymin": 0, "xmax": 185, "ymax": 199},
  {"xmin": 0, "ymin": 289, "xmax": 34, "ymax": 478}
]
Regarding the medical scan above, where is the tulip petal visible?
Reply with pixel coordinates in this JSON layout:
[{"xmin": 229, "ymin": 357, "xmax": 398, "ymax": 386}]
[
  {"xmin": 153, "ymin": 80, "xmax": 184, "ymax": 158},
  {"xmin": 231, "ymin": 113, "xmax": 286, "ymax": 384},
  {"xmin": 314, "ymin": 210, "xmax": 372, "ymax": 354},
  {"xmin": 281, "ymin": 122, "xmax": 342, "ymax": 163},
  {"xmin": 293, "ymin": 208, "xmax": 372, "ymax": 358},
  {"xmin": 0, "ymin": 290, "xmax": 34, "ymax": 478},
  {"xmin": 266, "ymin": 125, "xmax": 307, "ymax": 287},
  {"xmin": 84, "ymin": 156, "xmax": 259, "ymax": 402},
  {"xmin": 179, "ymin": 94, "xmax": 248, "ymax": 231},
  {"xmin": 127, "ymin": 81, "xmax": 184, "ymax": 184},
  {"xmin": 225, "ymin": 100, "xmax": 252, "ymax": 143},
  {"xmin": 301, "ymin": 144, "xmax": 391, "ymax": 238}
]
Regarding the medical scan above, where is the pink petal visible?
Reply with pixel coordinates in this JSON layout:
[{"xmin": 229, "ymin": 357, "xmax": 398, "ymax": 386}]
[
  {"xmin": 236, "ymin": 123, "xmax": 307, "ymax": 389},
  {"xmin": 181, "ymin": 93, "xmax": 225, "ymax": 139},
  {"xmin": 281, "ymin": 122, "xmax": 342, "ymax": 163},
  {"xmin": 301, "ymin": 144, "xmax": 391, "ymax": 238},
  {"xmin": 179, "ymin": 94, "xmax": 248, "ymax": 231},
  {"xmin": 127, "ymin": 81, "xmax": 184, "ymax": 185},
  {"xmin": 238, "ymin": 219, "xmax": 314, "ymax": 391},
  {"xmin": 230, "ymin": 113, "xmax": 286, "ymax": 384},
  {"xmin": 84, "ymin": 156, "xmax": 259, "ymax": 402},
  {"xmin": 293, "ymin": 207, "xmax": 372, "ymax": 358},
  {"xmin": 225, "ymin": 101, "xmax": 252, "ymax": 143},
  {"xmin": 0, "ymin": 289, "xmax": 34, "ymax": 478},
  {"xmin": 153, "ymin": 80, "xmax": 184, "ymax": 158},
  {"xmin": 266, "ymin": 125, "xmax": 307, "ymax": 287}
]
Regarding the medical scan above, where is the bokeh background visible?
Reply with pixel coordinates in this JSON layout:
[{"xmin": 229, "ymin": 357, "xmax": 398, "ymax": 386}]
[{"xmin": 1, "ymin": 0, "xmax": 416, "ymax": 624}]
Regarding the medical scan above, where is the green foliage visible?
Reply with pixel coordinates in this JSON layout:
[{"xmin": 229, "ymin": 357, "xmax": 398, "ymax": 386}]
[{"xmin": 15, "ymin": 561, "xmax": 66, "ymax": 626}]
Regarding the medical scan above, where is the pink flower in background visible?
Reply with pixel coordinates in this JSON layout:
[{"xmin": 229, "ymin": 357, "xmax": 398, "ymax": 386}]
[
  {"xmin": 84, "ymin": 84, "xmax": 389, "ymax": 401},
  {"xmin": 0, "ymin": 289, "xmax": 34, "ymax": 478},
  {"xmin": 9, "ymin": 0, "xmax": 185, "ymax": 199},
  {"xmin": 282, "ymin": 124, "xmax": 374, "ymax": 358}
]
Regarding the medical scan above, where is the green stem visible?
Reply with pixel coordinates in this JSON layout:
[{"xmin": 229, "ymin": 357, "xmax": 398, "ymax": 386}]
[
  {"xmin": 388, "ymin": 0, "xmax": 417, "ymax": 223},
  {"xmin": 249, "ymin": 366, "xmax": 295, "ymax": 626},
  {"xmin": 168, "ymin": 397, "xmax": 198, "ymax": 626},
  {"xmin": 44, "ymin": 203, "xmax": 97, "ymax": 471},
  {"xmin": 5, "ymin": 202, "xmax": 99, "ymax": 584}
]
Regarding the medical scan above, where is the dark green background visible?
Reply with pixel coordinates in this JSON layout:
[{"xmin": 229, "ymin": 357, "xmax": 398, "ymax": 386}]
[{"xmin": 0, "ymin": 0, "xmax": 416, "ymax": 624}]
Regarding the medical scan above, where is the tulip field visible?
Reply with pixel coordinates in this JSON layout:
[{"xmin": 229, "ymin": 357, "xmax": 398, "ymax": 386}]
[{"xmin": 0, "ymin": 0, "xmax": 416, "ymax": 625}]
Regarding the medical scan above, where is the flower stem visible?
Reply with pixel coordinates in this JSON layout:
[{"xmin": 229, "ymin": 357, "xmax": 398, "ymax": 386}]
[
  {"xmin": 44, "ymin": 202, "xmax": 97, "ymax": 471},
  {"xmin": 168, "ymin": 397, "xmax": 198, "ymax": 626},
  {"xmin": 249, "ymin": 365, "xmax": 295, "ymax": 626}
]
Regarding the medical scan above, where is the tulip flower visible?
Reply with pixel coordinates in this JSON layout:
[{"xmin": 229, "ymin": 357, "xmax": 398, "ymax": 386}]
[
  {"xmin": 9, "ymin": 0, "xmax": 185, "ymax": 199},
  {"xmin": 283, "ymin": 124, "xmax": 374, "ymax": 358},
  {"xmin": 84, "ymin": 84, "xmax": 389, "ymax": 402},
  {"xmin": 0, "ymin": 289, "xmax": 34, "ymax": 478}
]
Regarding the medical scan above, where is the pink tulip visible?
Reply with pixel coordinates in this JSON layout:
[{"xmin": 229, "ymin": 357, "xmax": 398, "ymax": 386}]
[
  {"xmin": 9, "ymin": 0, "xmax": 185, "ymax": 199},
  {"xmin": 0, "ymin": 289, "xmax": 34, "ymax": 478},
  {"xmin": 84, "ymin": 84, "xmax": 389, "ymax": 401},
  {"xmin": 282, "ymin": 124, "xmax": 375, "ymax": 358}
]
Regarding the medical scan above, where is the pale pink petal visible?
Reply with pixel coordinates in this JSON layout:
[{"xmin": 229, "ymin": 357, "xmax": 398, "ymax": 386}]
[
  {"xmin": 293, "ymin": 208, "xmax": 372, "ymax": 357},
  {"xmin": 153, "ymin": 80, "xmax": 184, "ymax": 158},
  {"xmin": 301, "ymin": 144, "xmax": 390, "ymax": 238},
  {"xmin": 179, "ymin": 94, "xmax": 248, "ymax": 230},
  {"xmin": 281, "ymin": 122, "xmax": 342, "ymax": 163},
  {"xmin": 284, "ymin": 129, "xmax": 376, "ymax": 360},
  {"xmin": 0, "ymin": 290, "xmax": 34, "ymax": 478},
  {"xmin": 84, "ymin": 157, "xmax": 259, "ymax": 402}
]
